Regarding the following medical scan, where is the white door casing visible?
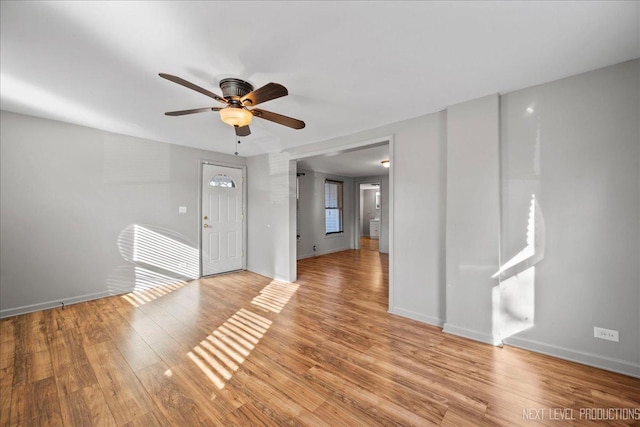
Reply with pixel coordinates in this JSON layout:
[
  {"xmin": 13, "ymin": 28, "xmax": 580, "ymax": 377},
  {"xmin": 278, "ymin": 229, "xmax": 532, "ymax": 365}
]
[{"xmin": 201, "ymin": 164, "xmax": 244, "ymax": 276}]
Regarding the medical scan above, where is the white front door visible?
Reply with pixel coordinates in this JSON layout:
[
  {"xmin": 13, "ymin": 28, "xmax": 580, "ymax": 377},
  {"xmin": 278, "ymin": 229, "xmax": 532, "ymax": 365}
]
[{"xmin": 201, "ymin": 164, "xmax": 244, "ymax": 276}]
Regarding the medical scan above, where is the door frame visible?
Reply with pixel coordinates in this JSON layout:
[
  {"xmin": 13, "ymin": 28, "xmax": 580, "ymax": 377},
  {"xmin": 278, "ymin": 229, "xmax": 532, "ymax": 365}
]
[
  {"xmin": 198, "ymin": 160, "xmax": 247, "ymax": 278},
  {"xmin": 287, "ymin": 135, "xmax": 394, "ymax": 296},
  {"xmin": 355, "ymin": 179, "xmax": 382, "ymax": 251}
]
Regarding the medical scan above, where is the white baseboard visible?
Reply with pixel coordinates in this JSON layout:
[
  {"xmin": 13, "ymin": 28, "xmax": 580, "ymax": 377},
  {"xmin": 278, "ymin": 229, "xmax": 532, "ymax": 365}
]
[
  {"xmin": 389, "ymin": 307, "xmax": 444, "ymax": 328},
  {"xmin": 296, "ymin": 252, "xmax": 315, "ymax": 260},
  {"xmin": 297, "ymin": 246, "xmax": 352, "ymax": 260},
  {"xmin": 273, "ymin": 274, "xmax": 292, "ymax": 283},
  {"xmin": 505, "ymin": 336, "xmax": 640, "ymax": 378},
  {"xmin": 244, "ymin": 265, "xmax": 292, "ymax": 283},
  {"xmin": 442, "ymin": 323, "xmax": 497, "ymax": 345},
  {"xmin": 0, "ymin": 291, "xmax": 112, "ymax": 319}
]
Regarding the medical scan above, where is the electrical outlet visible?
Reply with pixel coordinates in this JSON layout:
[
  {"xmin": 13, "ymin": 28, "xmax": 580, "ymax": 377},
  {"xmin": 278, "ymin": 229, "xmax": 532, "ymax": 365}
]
[{"xmin": 594, "ymin": 327, "xmax": 619, "ymax": 342}]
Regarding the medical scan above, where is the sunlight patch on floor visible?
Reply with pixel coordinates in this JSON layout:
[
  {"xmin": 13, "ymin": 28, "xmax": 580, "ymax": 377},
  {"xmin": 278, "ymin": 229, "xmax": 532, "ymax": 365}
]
[
  {"xmin": 121, "ymin": 267, "xmax": 187, "ymax": 307},
  {"xmin": 188, "ymin": 280, "xmax": 297, "ymax": 389},
  {"xmin": 251, "ymin": 281, "xmax": 299, "ymax": 313}
]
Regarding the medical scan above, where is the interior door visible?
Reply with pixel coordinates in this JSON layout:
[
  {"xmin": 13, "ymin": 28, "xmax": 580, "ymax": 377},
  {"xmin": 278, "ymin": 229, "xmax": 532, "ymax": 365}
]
[{"xmin": 201, "ymin": 164, "xmax": 244, "ymax": 276}]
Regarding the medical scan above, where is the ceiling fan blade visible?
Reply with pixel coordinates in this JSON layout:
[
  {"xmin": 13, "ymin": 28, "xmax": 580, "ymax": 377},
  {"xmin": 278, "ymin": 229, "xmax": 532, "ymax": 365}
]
[
  {"xmin": 235, "ymin": 125, "xmax": 251, "ymax": 137},
  {"xmin": 159, "ymin": 73, "xmax": 228, "ymax": 104},
  {"xmin": 241, "ymin": 83, "xmax": 288, "ymax": 106},
  {"xmin": 165, "ymin": 107, "xmax": 217, "ymax": 116},
  {"xmin": 251, "ymin": 108, "xmax": 305, "ymax": 129}
]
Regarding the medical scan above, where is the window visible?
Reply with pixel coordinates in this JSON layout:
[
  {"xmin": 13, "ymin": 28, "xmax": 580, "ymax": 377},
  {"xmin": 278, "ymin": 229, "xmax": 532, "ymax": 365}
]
[
  {"xmin": 324, "ymin": 180, "xmax": 343, "ymax": 234},
  {"xmin": 209, "ymin": 174, "xmax": 236, "ymax": 188}
]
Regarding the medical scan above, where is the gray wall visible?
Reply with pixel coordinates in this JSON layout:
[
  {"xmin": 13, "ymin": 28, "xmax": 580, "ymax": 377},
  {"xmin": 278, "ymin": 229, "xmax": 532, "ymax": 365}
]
[
  {"xmin": 443, "ymin": 94, "xmax": 501, "ymax": 344},
  {"xmin": 246, "ymin": 153, "xmax": 294, "ymax": 282},
  {"xmin": 296, "ymin": 168, "xmax": 354, "ymax": 259},
  {"xmin": 499, "ymin": 59, "xmax": 639, "ymax": 375},
  {"xmin": 361, "ymin": 189, "xmax": 379, "ymax": 236},
  {"xmin": 276, "ymin": 59, "xmax": 638, "ymax": 376},
  {"xmin": 0, "ymin": 111, "xmax": 245, "ymax": 316}
]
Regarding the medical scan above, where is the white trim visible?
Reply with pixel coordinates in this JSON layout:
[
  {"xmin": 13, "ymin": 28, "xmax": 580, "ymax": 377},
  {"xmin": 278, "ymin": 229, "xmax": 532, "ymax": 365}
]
[
  {"xmin": 442, "ymin": 323, "xmax": 498, "ymax": 345},
  {"xmin": 286, "ymin": 137, "xmax": 391, "ymax": 161},
  {"xmin": 505, "ymin": 336, "xmax": 640, "ymax": 378},
  {"xmin": 389, "ymin": 307, "xmax": 444, "ymax": 328},
  {"xmin": 247, "ymin": 265, "xmax": 291, "ymax": 284},
  {"xmin": 297, "ymin": 246, "xmax": 352, "ymax": 260},
  {"xmin": 0, "ymin": 291, "xmax": 111, "ymax": 319},
  {"xmin": 288, "ymin": 159, "xmax": 297, "ymax": 282},
  {"xmin": 388, "ymin": 135, "xmax": 395, "ymax": 309}
]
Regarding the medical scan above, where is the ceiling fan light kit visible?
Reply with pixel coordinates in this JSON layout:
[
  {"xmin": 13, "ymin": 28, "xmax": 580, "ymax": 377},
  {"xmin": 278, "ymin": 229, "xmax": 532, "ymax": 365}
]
[
  {"xmin": 159, "ymin": 73, "xmax": 305, "ymax": 137},
  {"xmin": 219, "ymin": 106, "xmax": 252, "ymax": 127}
]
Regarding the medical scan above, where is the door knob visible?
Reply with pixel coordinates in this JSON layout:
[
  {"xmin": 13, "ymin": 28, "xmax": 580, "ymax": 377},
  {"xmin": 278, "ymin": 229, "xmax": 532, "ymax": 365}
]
[{"xmin": 203, "ymin": 224, "xmax": 209, "ymax": 228}]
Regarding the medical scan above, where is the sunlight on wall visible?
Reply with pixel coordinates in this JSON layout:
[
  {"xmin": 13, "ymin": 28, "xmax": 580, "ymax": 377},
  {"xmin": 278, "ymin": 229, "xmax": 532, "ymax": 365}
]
[
  {"xmin": 493, "ymin": 195, "xmax": 545, "ymax": 280},
  {"xmin": 496, "ymin": 267, "xmax": 535, "ymax": 340},
  {"xmin": 111, "ymin": 224, "xmax": 198, "ymax": 306},
  {"xmin": 493, "ymin": 195, "xmax": 545, "ymax": 342},
  {"xmin": 188, "ymin": 281, "xmax": 298, "ymax": 390},
  {"xmin": 118, "ymin": 224, "xmax": 199, "ymax": 279}
]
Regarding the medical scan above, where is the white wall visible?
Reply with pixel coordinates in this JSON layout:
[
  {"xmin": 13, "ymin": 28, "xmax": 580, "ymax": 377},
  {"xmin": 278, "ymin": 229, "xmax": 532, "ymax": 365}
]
[
  {"xmin": 390, "ymin": 115, "xmax": 447, "ymax": 324},
  {"xmin": 443, "ymin": 94, "xmax": 501, "ymax": 344},
  {"xmin": 296, "ymin": 169, "xmax": 354, "ymax": 259},
  {"xmin": 499, "ymin": 59, "xmax": 639, "ymax": 376},
  {"xmin": 246, "ymin": 153, "xmax": 294, "ymax": 282},
  {"xmin": 0, "ymin": 111, "xmax": 245, "ymax": 317}
]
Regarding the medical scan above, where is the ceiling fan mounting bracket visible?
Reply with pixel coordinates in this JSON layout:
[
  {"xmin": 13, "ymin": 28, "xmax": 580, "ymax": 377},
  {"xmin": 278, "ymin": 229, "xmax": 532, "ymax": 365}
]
[{"xmin": 219, "ymin": 78, "xmax": 254, "ymax": 100}]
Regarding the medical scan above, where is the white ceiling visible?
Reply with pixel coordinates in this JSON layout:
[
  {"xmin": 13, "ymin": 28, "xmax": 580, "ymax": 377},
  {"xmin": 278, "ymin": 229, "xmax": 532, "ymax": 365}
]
[
  {"xmin": 298, "ymin": 144, "xmax": 390, "ymax": 178},
  {"xmin": 1, "ymin": 1, "xmax": 638, "ymax": 158}
]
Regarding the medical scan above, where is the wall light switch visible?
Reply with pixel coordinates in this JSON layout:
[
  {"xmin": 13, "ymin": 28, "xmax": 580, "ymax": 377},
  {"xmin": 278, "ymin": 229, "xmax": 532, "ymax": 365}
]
[{"xmin": 178, "ymin": 206, "xmax": 187, "ymax": 214}]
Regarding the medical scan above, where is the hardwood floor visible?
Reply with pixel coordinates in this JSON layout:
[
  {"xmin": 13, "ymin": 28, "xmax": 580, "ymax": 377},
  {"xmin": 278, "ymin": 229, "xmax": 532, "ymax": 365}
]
[
  {"xmin": 360, "ymin": 236, "xmax": 379, "ymax": 252},
  {"xmin": 1, "ymin": 248, "xmax": 639, "ymax": 426}
]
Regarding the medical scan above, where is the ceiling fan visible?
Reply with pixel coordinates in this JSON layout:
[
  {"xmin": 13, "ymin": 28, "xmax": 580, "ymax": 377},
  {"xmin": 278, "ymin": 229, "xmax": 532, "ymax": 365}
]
[{"xmin": 159, "ymin": 73, "xmax": 305, "ymax": 137}]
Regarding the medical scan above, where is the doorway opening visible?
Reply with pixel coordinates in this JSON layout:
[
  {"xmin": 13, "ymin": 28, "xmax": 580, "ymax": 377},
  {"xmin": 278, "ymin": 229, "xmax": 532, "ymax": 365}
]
[
  {"xmin": 289, "ymin": 136, "xmax": 392, "ymax": 288},
  {"xmin": 358, "ymin": 181, "xmax": 381, "ymax": 252}
]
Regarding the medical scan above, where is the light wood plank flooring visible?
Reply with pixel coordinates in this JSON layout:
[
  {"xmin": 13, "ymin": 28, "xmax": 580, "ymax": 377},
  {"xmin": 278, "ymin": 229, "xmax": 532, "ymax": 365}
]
[
  {"xmin": 1, "ymin": 248, "xmax": 639, "ymax": 426},
  {"xmin": 360, "ymin": 236, "xmax": 379, "ymax": 252}
]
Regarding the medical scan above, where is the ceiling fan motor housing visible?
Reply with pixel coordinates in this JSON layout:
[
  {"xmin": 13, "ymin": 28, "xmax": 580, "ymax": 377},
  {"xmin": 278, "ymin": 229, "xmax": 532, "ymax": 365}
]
[{"xmin": 220, "ymin": 78, "xmax": 254, "ymax": 100}]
